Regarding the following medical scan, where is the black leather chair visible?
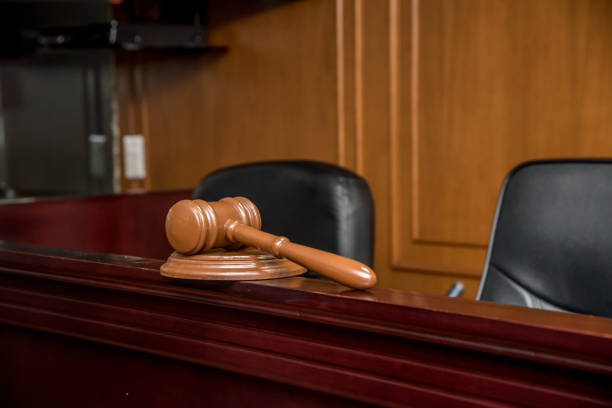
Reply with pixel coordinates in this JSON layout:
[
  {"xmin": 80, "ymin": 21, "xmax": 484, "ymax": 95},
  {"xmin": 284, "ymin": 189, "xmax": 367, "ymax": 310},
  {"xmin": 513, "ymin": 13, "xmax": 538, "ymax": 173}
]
[
  {"xmin": 477, "ymin": 159, "xmax": 612, "ymax": 318},
  {"xmin": 192, "ymin": 161, "xmax": 374, "ymax": 272}
]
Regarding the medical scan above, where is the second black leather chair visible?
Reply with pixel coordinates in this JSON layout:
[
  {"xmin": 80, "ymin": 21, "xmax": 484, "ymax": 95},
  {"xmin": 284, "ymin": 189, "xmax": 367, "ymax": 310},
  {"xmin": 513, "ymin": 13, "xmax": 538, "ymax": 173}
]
[
  {"xmin": 192, "ymin": 161, "xmax": 375, "ymax": 272},
  {"xmin": 477, "ymin": 159, "xmax": 612, "ymax": 318}
]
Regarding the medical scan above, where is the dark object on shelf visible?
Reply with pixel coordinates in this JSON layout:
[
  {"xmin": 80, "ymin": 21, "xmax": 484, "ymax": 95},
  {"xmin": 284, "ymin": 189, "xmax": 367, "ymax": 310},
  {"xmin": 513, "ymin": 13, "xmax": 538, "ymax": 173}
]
[{"xmin": 31, "ymin": 21, "xmax": 210, "ymax": 51}]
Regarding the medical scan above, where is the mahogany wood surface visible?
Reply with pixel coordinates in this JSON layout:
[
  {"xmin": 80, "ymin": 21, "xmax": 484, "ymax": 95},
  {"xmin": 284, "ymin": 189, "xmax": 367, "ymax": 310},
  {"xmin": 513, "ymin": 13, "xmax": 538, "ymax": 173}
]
[
  {"xmin": 0, "ymin": 190, "xmax": 190, "ymax": 259},
  {"xmin": 1, "ymin": 193, "xmax": 612, "ymax": 406},
  {"xmin": 2, "ymin": 324, "xmax": 370, "ymax": 408},
  {"xmin": 1, "ymin": 241, "xmax": 611, "ymax": 407}
]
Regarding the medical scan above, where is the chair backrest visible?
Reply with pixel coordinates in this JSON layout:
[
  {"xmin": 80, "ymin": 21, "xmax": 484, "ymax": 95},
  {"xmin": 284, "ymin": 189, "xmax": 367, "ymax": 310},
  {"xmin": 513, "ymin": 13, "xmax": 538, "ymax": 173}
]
[
  {"xmin": 477, "ymin": 159, "xmax": 612, "ymax": 318},
  {"xmin": 192, "ymin": 161, "xmax": 374, "ymax": 267}
]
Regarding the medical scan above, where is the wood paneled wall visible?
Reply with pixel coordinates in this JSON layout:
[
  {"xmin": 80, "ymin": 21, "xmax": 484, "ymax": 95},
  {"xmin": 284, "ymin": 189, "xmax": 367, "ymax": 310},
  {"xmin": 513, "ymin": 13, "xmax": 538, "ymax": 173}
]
[{"xmin": 116, "ymin": 0, "xmax": 612, "ymax": 297}]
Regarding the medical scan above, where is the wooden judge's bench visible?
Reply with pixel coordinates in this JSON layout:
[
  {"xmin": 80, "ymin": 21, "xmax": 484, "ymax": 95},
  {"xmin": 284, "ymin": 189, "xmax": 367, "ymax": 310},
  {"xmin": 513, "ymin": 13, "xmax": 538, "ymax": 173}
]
[{"xmin": 1, "ymin": 191, "xmax": 611, "ymax": 407}]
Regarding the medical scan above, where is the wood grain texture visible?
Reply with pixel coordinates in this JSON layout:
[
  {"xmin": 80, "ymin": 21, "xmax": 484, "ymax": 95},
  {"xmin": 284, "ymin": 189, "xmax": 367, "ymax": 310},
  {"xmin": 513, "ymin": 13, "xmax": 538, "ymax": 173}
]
[
  {"xmin": 160, "ymin": 249, "xmax": 306, "ymax": 281},
  {"xmin": 392, "ymin": 0, "xmax": 612, "ymax": 283},
  {"xmin": 0, "ymin": 190, "xmax": 190, "ymax": 259},
  {"xmin": 3, "ymin": 325, "xmax": 371, "ymax": 408},
  {"xmin": 113, "ymin": 0, "xmax": 612, "ymax": 295},
  {"xmin": 139, "ymin": 0, "xmax": 339, "ymax": 190},
  {"xmin": 416, "ymin": 0, "xmax": 612, "ymax": 246},
  {"xmin": 339, "ymin": 0, "xmax": 357, "ymax": 170},
  {"xmin": 1, "ymin": 241, "xmax": 612, "ymax": 407}
]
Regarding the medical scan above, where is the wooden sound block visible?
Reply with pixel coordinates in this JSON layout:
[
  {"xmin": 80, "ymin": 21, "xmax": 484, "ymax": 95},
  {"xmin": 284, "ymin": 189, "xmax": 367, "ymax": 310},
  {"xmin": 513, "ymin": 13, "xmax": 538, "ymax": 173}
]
[{"xmin": 160, "ymin": 247, "xmax": 306, "ymax": 281}]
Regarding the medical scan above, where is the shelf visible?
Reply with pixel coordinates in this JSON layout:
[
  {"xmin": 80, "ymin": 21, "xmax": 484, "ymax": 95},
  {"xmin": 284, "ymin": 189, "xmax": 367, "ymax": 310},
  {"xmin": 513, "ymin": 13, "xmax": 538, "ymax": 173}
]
[{"xmin": 31, "ymin": 21, "xmax": 223, "ymax": 52}]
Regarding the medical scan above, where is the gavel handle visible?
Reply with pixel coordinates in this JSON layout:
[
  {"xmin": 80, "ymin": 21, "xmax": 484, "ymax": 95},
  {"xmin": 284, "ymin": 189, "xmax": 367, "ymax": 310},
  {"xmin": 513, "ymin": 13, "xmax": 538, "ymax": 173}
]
[{"xmin": 225, "ymin": 220, "xmax": 376, "ymax": 289}]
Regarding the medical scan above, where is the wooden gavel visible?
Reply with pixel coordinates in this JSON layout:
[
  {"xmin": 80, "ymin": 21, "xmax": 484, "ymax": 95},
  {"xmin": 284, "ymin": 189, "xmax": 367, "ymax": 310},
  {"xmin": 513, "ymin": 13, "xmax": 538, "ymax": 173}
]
[{"xmin": 164, "ymin": 197, "xmax": 377, "ymax": 289}]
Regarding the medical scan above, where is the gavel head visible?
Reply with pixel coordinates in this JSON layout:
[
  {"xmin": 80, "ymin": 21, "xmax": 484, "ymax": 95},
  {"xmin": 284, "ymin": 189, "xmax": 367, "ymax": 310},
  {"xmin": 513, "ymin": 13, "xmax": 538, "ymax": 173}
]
[{"xmin": 165, "ymin": 197, "xmax": 262, "ymax": 255}]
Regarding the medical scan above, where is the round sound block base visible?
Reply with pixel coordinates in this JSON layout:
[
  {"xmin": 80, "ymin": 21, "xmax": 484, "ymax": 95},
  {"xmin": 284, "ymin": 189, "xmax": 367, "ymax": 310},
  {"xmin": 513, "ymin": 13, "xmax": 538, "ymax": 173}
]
[{"xmin": 160, "ymin": 248, "xmax": 306, "ymax": 281}]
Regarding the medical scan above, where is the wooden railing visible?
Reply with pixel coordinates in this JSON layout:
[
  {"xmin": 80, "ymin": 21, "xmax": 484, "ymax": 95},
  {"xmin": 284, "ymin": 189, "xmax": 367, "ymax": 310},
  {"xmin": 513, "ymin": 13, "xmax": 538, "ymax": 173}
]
[{"xmin": 1, "ymin": 192, "xmax": 611, "ymax": 406}]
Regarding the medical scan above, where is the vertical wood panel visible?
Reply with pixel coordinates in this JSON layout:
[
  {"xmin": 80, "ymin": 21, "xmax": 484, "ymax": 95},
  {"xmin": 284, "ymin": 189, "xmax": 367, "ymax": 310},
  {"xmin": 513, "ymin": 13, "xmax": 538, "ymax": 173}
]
[
  {"xmin": 142, "ymin": 0, "xmax": 340, "ymax": 190},
  {"xmin": 116, "ymin": 0, "xmax": 612, "ymax": 296},
  {"xmin": 340, "ymin": 0, "xmax": 357, "ymax": 171},
  {"xmin": 389, "ymin": 0, "xmax": 612, "ymax": 295},
  {"xmin": 358, "ymin": 0, "xmax": 392, "ymax": 287},
  {"xmin": 391, "ymin": 0, "xmax": 485, "ymax": 292},
  {"xmin": 336, "ymin": 0, "xmax": 346, "ymax": 166},
  {"xmin": 415, "ymin": 0, "xmax": 612, "ymax": 246}
]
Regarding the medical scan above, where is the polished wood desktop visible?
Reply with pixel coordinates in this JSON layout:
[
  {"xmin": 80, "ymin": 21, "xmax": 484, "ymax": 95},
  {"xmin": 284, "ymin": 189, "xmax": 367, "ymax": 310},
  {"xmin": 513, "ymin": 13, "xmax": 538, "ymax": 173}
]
[{"xmin": 1, "ymin": 192, "xmax": 611, "ymax": 407}]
